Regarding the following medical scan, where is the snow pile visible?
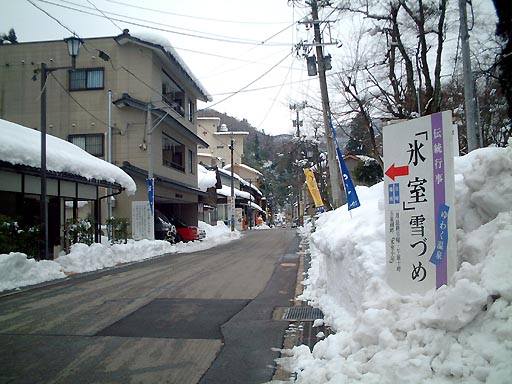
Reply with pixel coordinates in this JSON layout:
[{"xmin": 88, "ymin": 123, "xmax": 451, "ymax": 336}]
[
  {"xmin": 198, "ymin": 164, "xmax": 218, "ymax": 192},
  {"xmin": 0, "ymin": 253, "xmax": 66, "ymax": 292},
  {"xmin": 275, "ymin": 145, "xmax": 512, "ymax": 384},
  {"xmin": 55, "ymin": 239, "xmax": 177, "ymax": 273},
  {"xmin": 254, "ymin": 223, "xmax": 271, "ymax": 230},
  {"xmin": 0, "ymin": 221, "xmax": 239, "ymax": 292},
  {"xmin": 0, "ymin": 119, "xmax": 136, "ymax": 194}
]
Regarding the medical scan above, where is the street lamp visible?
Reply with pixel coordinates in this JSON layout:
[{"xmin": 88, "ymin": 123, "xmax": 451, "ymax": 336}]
[
  {"xmin": 64, "ymin": 36, "xmax": 81, "ymax": 67},
  {"xmin": 38, "ymin": 36, "xmax": 82, "ymax": 260}
]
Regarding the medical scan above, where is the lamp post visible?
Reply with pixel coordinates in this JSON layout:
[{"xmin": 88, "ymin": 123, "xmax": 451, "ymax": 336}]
[{"xmin": 39, "ymin": 36, "xmax": 81, "ymax": 260}]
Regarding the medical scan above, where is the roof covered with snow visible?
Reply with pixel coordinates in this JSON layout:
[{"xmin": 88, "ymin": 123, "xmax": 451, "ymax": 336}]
[
  {"xmin": 197, "ymin": 164, "xmax": 218, "ymax": 192},
  {"xmin": 118, "ymin": 31, "xmax": 212, "ymax": 102},
  {"xmin": 0, "ymin": 119, "xmax": 136, "ymax": 194}
]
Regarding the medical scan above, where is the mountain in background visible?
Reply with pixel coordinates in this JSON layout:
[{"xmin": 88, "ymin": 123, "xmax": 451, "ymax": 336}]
[{"xmin": 198, "ymin": 109, "xmax": 306, "ymax": 210}]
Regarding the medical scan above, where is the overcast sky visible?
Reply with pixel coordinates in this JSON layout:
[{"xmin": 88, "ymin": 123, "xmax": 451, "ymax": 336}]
[
  {"xmin": 1, "ymin": 0, "xmax": 322, "ymax": 136},
  {"xmin": 1, "ymin": 1, "xmax": 499, "ymax": 137}
]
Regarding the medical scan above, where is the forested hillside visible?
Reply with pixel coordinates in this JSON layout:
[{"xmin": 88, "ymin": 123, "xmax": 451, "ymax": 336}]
[{"xmin": 198, "ymin": 109, "xmax": 311, "ymax": 209}]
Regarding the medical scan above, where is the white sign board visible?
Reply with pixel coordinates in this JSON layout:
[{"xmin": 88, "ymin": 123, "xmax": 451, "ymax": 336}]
[
  {"xmin": 384, "ymin": 111, "xmax": 456, "ymax": 294},
  {"xmin": 132, "ymin": 201, "xmax": 154, "ymax": 240},
  {"xmin": 235, "ymin": 208, "xmax": 243, "ymax": 231},
  {"xmin": 227, "ymin": 196, "xmax": 235, "ymax": 228}
]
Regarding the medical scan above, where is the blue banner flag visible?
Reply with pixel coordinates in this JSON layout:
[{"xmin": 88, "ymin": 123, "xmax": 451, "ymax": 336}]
[
  {"xmin": 329, "ymin": 119, "xmax": 361, "ymax": 210},
  {"xmin": 147, "ymin": 178, "xmax": 154, "ymax": 214}
]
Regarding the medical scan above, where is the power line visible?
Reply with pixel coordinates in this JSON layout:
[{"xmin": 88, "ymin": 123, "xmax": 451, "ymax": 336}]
[
  {"xmin": 32, "ymin": 0, "xmax": 294, "ymax": 46},
  {"xmin": 41, "ymin": 0, "xmax": 287, "ymax": 44},
  {"xmin": 48, "ymin": 72, "xmax": 109, "ymax": 127},
  {"xmin": 257, "ymin": 54, "xmax": 296, "ymax": 129},
  {"xmin": 86, "ymin": 0, "xmax": 123, "ymax": 32},
  {"xmin": 198, "ymin": 50, "xmax": 294, "ymax": 111},
  {"xmin": 256, "ymin": 73, "xmax": 293, "ymax": 131},
  {"xmin": 103, "ymin": 0, "xmax": 291, "ymax": 25},
  {"xmin": 209, "ymin": 73, "xmax": 316, "ymax": 96},
  {"xmin": 27, "ymin": 0, "xmax": 306, "ymax": 95},
  {"xmin": 25, "ymin": 0, "xmax": 314, "ymax": 128},
  {"xmin": 26, "ymin": 0, "xmax": 78, "ymax": 37}
]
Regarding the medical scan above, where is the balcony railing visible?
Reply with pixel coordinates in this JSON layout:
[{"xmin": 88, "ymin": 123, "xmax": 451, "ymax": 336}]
[{"xmin": 162, "ymin": 93, "xmax": 185, "ymax": 117}]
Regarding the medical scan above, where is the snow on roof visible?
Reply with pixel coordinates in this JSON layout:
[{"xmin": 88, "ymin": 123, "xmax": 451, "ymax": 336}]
[
  {"xmin": 249, "ymin": 200, "xmax": 264, "ymax": 213},
  {"xmin": 197, "ymin": 164, "xmax": 217, "ymax": 192},
  {"xmin": 237, "ymin": 163, "xmax": 263, "ymax": 176},
  {"xmin": 218, "ymin": 167, "xmax": 243, "ymax": 182},
  {"xmin": 352, "ymin": 154, "xmax": 378, "ymax": 165},
  {"xmin": 222, "ymin": 163, "xmax": 263, "ymax": 177},
  {"xmin": 214, "ymin": 131, "xmax": 249, "ymax": 136},
  {"xmin": 128, "ymin": 31, "xmax": 212, "ymax": 102},
  {"xmin": 219, "ymin": 165, "xmax": 262, "ymax": 196},
  {"xmin": 0, "ymin": 119, "xmax": 136, "ymax": 194},
  {"xmin": 217, "ymin": 184, "xmax": 249, "ymax": 199}
]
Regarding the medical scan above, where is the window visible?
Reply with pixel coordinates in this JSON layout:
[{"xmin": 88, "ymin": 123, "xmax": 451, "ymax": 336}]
[
  {"xmin": 188, "ymin": 149, "xmax": 194, "ymax": 173},
  {"xmin": 217, "ymin": 204, "xmax": 228, "ymax": 221},
  {"xmin": 69, "ymin": 68, "xmax": 104, "ymax": 91},
  {"xmin": 188, "ymin": 98, "xmax": 195, "ymax": 123},
  {"xmin": 69, "ymin": 134, "xmax": 104, "ymax": 156},
  {"xmin": 162, "ymin": 133, "xmax": 185, "ymax": 172},
  {"xmin": 162, "ymin": 69, "xmax": 185, "ymax": 117}
]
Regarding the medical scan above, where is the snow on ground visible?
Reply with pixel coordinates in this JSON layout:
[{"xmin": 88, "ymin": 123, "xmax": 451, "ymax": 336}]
[
  {"xmin": 272, "ymin": 144, "xmax": 512, "ymax": 384},
  {"xmin": 0, "ymin": 221, "xmax": 240, "ymax": 292}
]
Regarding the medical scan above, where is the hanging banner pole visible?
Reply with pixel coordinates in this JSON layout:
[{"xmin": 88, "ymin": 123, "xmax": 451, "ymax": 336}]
[
  {"xmin": 304, "ymin": 168, "xmax": 325, "ymax": 213},
  {"xmin": 329, "ymin": 118, "xmax": 361, "ymax": 210}
]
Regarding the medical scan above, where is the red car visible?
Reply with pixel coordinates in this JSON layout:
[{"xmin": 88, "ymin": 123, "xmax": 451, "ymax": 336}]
[{"xmin": 168, "ymin": 216, "xmax": 204, "ymax": 243}]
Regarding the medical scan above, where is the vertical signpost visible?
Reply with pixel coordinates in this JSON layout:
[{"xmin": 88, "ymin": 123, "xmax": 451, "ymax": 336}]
[
  {"xmin": 384, "ymin": 111, "xmax": 456, "ymax": 294},
  {"xmin": 147, "ymin": 178, "xmax": 155, "ymax": 240}
]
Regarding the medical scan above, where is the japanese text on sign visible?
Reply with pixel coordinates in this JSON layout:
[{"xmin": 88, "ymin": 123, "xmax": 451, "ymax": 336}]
[{"xmin": 384, "ymin": 111, "xmax": 456, "ymax": 294}]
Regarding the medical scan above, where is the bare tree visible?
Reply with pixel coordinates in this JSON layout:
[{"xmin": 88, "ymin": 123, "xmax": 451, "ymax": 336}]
[
  {"xmin": 324, "ymin": 0, "xmax": 451, "ymax": 169},
  {"xmin": 334, "ymin": 0, "xmax": 448, "ymax": 116}
]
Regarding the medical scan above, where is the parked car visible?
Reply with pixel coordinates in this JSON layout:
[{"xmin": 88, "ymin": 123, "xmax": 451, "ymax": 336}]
[
  {"xmin": 168, "ymin": 216, "xmax": 203, "ymax": 243},
  {"xmin": 154, "ymin": 210, "xmax": 176, "ymax": 242}
]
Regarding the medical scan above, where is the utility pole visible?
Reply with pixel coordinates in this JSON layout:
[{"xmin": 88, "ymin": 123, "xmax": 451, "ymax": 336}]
[
  {"xmin": 146, "ymin": 104, "xmax": 155, "ymax": 240},
  {"xmin": 290, "ymin": 101, "xmax": 306, "ymax": 137},
  {"xmin": 290, "ymin": 101, "xmax": 306, "ymax": 223},
  {"xmin": 230, "ymin": 135, "xmax": 235, "ymax": 232},
  {"xmin": 310, "ymin": 0, "xmax": 343, "ymax": 208},
  {"xmin": 40, "ymin": 63, "xmax": 49, "ymax": 260},
  {"xmin": 458, "ymin": 0, "xmax": 479, "ymax": 152},
  {"xmin": 107, "ymin": 90, "xmax": 113, "ymax": 222}
]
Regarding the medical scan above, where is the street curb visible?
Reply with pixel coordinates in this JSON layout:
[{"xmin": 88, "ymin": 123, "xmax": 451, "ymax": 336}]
[{"xmin": 270, "ymin": 237, "xmax": 308, "ymax": 382}]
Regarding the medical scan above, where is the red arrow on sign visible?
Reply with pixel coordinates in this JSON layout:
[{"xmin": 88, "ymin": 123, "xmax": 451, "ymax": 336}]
[{"xmin": 385, "ymin": 163, "xmax": 409, "ymax": 181}]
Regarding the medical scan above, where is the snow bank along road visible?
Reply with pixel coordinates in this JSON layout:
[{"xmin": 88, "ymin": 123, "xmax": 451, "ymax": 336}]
[{"xmin": 0, "ymin": 228, "xmax": 300, "ymax": 384}]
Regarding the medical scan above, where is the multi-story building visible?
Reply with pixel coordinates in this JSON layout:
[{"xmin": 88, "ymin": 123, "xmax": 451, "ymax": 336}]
[
  {"xmin": 0, "ymin": 29, "xmax": 211, "ymax": 236},
  {"xmin": 196, "ymin": 117, "xmax": 267, "ymax": 227},
  {"xmin": 197, "ymin": 117, "xmax": 248, "ymax": 168}
]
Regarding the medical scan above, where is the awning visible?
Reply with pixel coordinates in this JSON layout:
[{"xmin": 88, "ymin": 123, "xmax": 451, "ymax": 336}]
[
  {"xmin": 121, "ymin": 161, "xmax": 207, "ymax": 198},
  {"xmin": 113, "ymin": 94, "xmax": 209, "ymax": 148}
]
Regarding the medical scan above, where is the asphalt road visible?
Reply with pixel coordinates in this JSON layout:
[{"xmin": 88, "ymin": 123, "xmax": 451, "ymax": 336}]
[{"xmin": 0, "ymin": 228, "xmax": 300, "ymax": 384}]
